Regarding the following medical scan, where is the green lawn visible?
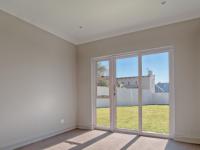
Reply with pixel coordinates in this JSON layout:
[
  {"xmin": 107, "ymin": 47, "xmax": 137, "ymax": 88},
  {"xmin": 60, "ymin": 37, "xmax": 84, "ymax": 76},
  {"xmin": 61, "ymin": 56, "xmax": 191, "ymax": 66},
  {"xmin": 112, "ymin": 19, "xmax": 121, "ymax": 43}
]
[{"xmin": 96, "ymin": 105, "xmax": 169, "ymax": 134}]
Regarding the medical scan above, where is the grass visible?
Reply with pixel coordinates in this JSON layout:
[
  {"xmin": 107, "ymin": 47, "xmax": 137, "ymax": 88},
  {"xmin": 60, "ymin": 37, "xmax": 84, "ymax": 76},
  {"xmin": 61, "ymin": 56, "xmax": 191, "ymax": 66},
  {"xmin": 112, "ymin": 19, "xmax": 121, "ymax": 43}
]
[{"xmin": 96, "ymin": 105, "xmax": 169, "ymax": 134}]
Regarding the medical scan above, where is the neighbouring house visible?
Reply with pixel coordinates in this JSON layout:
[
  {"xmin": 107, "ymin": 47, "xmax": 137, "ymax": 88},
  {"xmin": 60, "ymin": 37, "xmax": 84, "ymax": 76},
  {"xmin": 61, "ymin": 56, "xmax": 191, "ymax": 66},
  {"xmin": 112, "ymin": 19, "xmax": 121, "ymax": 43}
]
[
  {"xmin": 156, "ymin": 82, "xmax": 169, "ymax": 93},
  {"xmin": 97, "ymin": 71, "xmax": 169, "ymax": 107},
  {"xmin": 117, "ymin": 70, "xmax": 156, "ymax": 93}
]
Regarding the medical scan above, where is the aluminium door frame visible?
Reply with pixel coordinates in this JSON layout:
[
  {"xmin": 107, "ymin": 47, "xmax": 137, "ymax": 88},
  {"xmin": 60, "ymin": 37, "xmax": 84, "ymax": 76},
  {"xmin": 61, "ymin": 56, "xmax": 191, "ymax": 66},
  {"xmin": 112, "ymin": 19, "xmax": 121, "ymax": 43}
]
[
  {"xmin": 91, "ymin": 56, "xmax": 113, "ymax": 131},
  {"xmin": 91, "ymin": 46, "xmax": 175, "ymax": 139}
]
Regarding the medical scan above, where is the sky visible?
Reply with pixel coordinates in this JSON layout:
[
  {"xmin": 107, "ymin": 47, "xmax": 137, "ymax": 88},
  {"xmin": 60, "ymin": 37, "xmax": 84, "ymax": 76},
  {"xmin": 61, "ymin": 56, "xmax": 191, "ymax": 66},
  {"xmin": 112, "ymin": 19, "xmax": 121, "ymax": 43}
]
[
  {"xmin": 98, "ymin": 52, "xmax": 169, "ymax": 83},
  {"xmin": 142, "ymin": 52, "xmax": 169, "ymax": 83}
]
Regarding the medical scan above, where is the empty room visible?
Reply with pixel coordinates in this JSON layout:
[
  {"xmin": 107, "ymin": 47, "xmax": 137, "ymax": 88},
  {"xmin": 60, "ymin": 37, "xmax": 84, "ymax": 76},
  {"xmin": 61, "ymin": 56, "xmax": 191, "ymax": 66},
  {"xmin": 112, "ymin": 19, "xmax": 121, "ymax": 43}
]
[{"xmin": 0, "ymin": 0, "xmax": 200, "ymax": 150}]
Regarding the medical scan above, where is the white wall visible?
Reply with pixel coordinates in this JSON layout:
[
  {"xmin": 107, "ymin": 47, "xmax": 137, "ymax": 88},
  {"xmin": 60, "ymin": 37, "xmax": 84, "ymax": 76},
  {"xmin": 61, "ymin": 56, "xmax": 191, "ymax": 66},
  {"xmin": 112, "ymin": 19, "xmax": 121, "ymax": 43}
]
[
  {"xmin": 77, "ymin": 18, "xmax": 200, "ymax": 139},
  {"xmin": 198, "ymin": 31, "xmax": 200, "ymax": 131},
  {"xmin": 0, "ymin": 10, "xmax": 77, "ymax": 149},
  {"xmin": 152, "ymin": 93, "xmax": 169, "ymax": 105},
  {"xmin": 96, "ymin": 87, "xmax": 168, "ymax": 107}
]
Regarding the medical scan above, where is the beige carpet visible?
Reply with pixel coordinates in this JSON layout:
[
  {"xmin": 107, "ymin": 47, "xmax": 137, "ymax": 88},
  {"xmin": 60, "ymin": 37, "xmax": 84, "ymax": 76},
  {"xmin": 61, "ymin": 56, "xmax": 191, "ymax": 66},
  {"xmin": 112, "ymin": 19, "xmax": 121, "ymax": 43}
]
[{"xmin": 16, "ymin": 129, "xmax": 200, "ymax": 150}]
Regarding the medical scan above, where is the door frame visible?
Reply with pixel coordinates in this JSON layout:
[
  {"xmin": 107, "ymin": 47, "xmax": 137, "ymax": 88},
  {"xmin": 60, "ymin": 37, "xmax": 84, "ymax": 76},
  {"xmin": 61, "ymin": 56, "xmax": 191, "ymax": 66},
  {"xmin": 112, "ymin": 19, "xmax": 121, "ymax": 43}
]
[{"xmin": 91, "ymin": 46, "xmax": 175, "ymax": 139}]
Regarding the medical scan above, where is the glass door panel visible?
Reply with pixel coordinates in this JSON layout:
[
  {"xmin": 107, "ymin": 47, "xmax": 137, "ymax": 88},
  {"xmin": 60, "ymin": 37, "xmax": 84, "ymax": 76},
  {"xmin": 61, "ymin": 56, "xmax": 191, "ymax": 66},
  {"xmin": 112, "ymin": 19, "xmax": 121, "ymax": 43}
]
[
  {"xmin": 96, "ymin": 60, "xmax": 111, "ymax": 128},
  {"xmin": 141, "ymin": 52, "xmax": 169, "ymax": 134},
  {"xmin": 115, "ymin": 56, "xmax": 139, "ymax": 130}
]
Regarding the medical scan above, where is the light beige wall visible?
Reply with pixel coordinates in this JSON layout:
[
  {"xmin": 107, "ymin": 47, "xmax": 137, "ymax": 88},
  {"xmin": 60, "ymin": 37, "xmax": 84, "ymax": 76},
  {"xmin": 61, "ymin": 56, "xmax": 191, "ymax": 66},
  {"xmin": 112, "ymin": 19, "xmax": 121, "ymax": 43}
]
[
  {"xmin": 0, "ymin": 10, "xmax": 77, "ymax": 149},
  {"xmin": 198, "ymin": 29, "xmax": 200, "ymax": 129},
  {"xmin": 77, "ymin": 19, "xmax": 200, "ymax": 138}
]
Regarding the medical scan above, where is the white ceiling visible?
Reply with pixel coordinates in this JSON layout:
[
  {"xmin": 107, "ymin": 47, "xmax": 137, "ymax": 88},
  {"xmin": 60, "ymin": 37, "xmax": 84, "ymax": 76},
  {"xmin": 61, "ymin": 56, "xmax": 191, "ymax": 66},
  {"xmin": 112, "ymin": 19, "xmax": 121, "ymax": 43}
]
[{"xmin": 0, "ymin": 0, "xmax": 200, "ymax": 44}]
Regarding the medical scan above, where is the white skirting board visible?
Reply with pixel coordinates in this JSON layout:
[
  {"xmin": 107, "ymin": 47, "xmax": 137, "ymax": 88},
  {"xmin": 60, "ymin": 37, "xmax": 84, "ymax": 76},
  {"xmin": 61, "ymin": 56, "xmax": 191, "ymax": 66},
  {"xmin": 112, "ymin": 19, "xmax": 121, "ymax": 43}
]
[
  {"xmin": 1, "ymin": 126, "xmax": 76, "ymax": 150},
  {"xmin": 174, "ymin": 135, "xmax": 200, "ymax": 144},
  {"xmin": 77, "ymin": 125, "xmax": 93, "ymax": 130}
]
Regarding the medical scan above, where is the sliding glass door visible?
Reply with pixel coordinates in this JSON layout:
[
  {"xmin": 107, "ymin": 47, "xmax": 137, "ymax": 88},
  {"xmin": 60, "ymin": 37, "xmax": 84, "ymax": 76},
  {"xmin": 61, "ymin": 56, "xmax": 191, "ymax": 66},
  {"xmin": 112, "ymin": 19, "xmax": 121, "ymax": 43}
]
[{"xmin": 93, "ymin": 48, "xmax": 172, "ymax": 137}]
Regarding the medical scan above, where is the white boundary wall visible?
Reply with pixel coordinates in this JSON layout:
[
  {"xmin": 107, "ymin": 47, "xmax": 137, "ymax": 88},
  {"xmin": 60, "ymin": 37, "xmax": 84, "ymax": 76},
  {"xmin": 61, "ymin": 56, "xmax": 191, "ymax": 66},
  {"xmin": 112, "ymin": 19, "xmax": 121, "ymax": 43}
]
[{"xmin": 97, "ymin": 87, "xmax": 169, "ymax": 107}]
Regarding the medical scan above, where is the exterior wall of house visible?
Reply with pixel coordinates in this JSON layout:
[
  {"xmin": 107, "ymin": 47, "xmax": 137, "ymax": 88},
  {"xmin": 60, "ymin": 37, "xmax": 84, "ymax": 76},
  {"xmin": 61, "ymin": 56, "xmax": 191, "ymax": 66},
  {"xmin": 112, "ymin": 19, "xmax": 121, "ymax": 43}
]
[
  {"xmin": 117, "ymin": 77, "xmax": 138, "ymax": 88},
  {"xmin": 117, "ymin": 74, "xmax": 155, "ymax": 91}
]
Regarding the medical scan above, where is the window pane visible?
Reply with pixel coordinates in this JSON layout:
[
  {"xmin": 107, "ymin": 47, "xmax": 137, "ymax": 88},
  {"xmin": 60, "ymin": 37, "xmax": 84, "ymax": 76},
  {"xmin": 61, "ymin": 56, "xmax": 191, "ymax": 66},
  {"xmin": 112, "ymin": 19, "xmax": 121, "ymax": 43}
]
[
  {"xmin": 116, "ymin": 56, "xmax": 139, "ymax": 130},
  {"xmin": 142, "ymin": 52, "xmax": 169, "ymax": 134},
  {"xmin": 96, "ymin": 60, "xmax": 110, "ymax": 127}
]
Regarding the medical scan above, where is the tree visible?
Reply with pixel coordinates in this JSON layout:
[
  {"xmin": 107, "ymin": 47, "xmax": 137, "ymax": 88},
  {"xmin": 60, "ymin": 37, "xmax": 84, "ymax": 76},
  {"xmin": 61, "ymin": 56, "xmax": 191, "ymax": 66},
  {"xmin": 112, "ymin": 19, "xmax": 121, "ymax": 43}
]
[
  {"xmin": 97, "ymin": 62, "xmax": 108, "ymax": 86},
  {"xmin": 97, "ymin": 62, "xmax": 107, "ymax": 77}
]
